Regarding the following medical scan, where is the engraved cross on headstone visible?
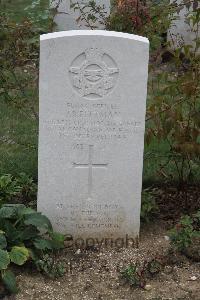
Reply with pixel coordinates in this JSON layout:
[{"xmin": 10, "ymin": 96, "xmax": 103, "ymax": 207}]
[{"xmin": 73, "ymin": 145, "xmax": 108, "ymax": 199}]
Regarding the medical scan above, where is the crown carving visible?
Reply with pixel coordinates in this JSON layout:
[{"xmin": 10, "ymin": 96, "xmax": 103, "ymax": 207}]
[{"xmin": 85, "ymin": 48, "xmax": 103, "ymax": 63}]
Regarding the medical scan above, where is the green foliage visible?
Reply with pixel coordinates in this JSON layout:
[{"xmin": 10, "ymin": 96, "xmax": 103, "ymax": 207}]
[
  {"xmin": 0, "ymin": 13, "xmax": 39, "ymax": 177},
  {"xmin": 96, "ymin": 0, "xmax": 173, "ymax": 53},
  {"xmin": 146, "ymin": 258, "xmax": 163, "ymax": 276},
  {"xmin": 23, "ymin": 0, "xmax": 50, "ymax": 27},
  {"xmin": 70, "ymin": 0, "xmax": 108, "ymax": 29},
  {"xmin": 0, "ymin": 0, "xmax": 50, "ymax": 28},
  {"xmin": 0, "ymin": 204, "xmax": 65, "ymax": 294},
  {"xmin": 0, "ymin": 175, "xmax": 21, "ymax": 205},
  {"xmin": 0, "ymin": 174, "xmax": 37, "ymax": 206},
  {"xmin": 9, "ymin": 246, "xmax": 29, "ymax": 265},
  {"xmin": 169, "ymin": 210, "xmax": 200, "ymax": 251},
  {"xmin": 15, "ymin": 173, "xmax": 37, "ymax": 204},
  {"xmin": 107, "ymin": 0, "xmax": 199, "ymax": 54},
  {"xmin": 146, "ymin": 5, "xmax": 200, "ymax": 183},
  {"xmin": 1, "ymin": 270, "xmax": 18, "ymax": 294},
  {"xmin": 35, "ymin": 254, "xmax": 66, "ymax": 279},
  {"xmin": 0, "ymin": 13, "xmax": 40, "ymax": 116},
  {"xmin": 141, "ymin": 188, "xmax": 158, "ymax": 223},
  {"xmin": 0, "ymin": 249, "xmax": 10, "ymax": 270},
  {"xmin": 121, "ymin": 263, "xmax": 145, "ymax": 288},
  {"xmin": 0, "ymin": 231, "xmax": 7, "ymax": 249},
  {"xmin": 121, "ymin": 257, "xmax": 164, "ymax": 288},
  {"xmin": 108, "ymin": 0, "xmax": 151, "ymax": 33}
]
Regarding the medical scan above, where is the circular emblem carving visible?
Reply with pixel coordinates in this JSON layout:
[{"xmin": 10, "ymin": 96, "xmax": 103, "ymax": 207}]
[{"xmin": 69, "ymin": 48, "xmax": 119, "ymax": 99}]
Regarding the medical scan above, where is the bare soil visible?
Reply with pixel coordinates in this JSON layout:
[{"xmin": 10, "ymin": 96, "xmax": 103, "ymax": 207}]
[{"xmin": 11, "ymin": 221, "xmax": 200, "ymax": 300}]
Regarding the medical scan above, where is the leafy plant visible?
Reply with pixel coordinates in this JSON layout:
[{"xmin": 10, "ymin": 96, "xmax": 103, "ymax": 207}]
[
  {"xmin": 0, "ymin": 204, "xmax": 65, "ymax": 294},
  {"xmin": 146, "ymin": 258, "xmax": 163, "ymax": 276},
  {"xmin": 108, "ymin": 0, "xmax": 151, "ymax": 34},
  {"xmin": 35, "ymin": 253, "xmax": 66, "ymax": 279},
  {"xmin": 141, "ymin": 188, "xmax": 158, "ymax": 223},
  {"xmin": 121, "ymin": 263, "xmax": 146, "ymax": 288},
  {"xmin": 0, "ymin": 173, "xmax": 37, "ymax": 207},
  {"xmin": 0, "ymin": 0, "xmax": 50, "ymax": 28},
  {"xmin": 145, "ymin": 4, "xmax": 200, "ymax": 184},
  {"xmin": 121, "ymin": 256, "xmax": 164, "ymax": 288},
  {"xmin": 107, "ymin": 0, "xmax": 177, "ymax": 56},
  {"xmin": 70, "ymin": 0, "xmax": 108, "ymax": 29},
  {"xmin": 169, "ymin": 210, "xmax": 200, "ymax": 252},
  {"xmin": 0, "ymin": 13, "xmax": 40, "ymax": 178},
  {"xmin": 0, "ymin": 175, "xmax": 21, "ymax": 205},
  {"xmin": 15, "ymin": 173, "xmax": 37, "ymax": 204},
  {"xmin": 0, "ymin": 13, "xmax": 40, "ymax": 119},
  {"xmin": 23, "ymin": 0, "xmax": 50, "ymax": 28}
]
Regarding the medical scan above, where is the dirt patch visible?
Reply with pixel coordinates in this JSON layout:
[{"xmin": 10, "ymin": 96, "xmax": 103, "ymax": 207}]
[
  {"xmin": 11, "ymin": 222, "xmax": 200, "ymax": 300},
  {"xmin": 153, "ymin": 184, "xmax": 200, "ymax": 223}
]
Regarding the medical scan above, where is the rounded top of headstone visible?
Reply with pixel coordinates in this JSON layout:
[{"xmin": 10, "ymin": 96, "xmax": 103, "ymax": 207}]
[{"xmin": 40, "ymin": 30, "xmax": 149, "ymax": 44}]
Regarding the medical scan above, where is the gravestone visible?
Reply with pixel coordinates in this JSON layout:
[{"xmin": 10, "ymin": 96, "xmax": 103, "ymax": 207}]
[
  {"xmin": 50, "ymin": 0, "xmax": 110, "ymax": 31},
  {"xmin": 168, "ymin": 0, "xmax": 200, "ymax": 50},
  {"xmin": 38, "ymin": 30, "xmax": 149, "ymax": 241}
]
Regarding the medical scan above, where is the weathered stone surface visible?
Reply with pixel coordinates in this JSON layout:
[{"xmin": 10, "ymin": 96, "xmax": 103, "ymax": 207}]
[
  {"xmin": 38, "ymin": 30, "xmax": 149, "ymax": 241},
  {"xmin": 50, "ymin": 0, "xmax": 110, "ymax": 31},
  {"xmin": 168, "ymin": 0, "xmax": 200, "ymax": 50}
]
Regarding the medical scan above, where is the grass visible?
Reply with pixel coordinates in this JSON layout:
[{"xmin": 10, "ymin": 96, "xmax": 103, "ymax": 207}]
[
  {"xmin": 0, "ymin": 0, "xmax": 49, "ymax": 23},
  {"xmin": 0, "ymin": 0, "xmax": 41, "ymax": 178},
  {"xmin": 0, "ymin": 101, "xmax": 38, "ymax": 179}
]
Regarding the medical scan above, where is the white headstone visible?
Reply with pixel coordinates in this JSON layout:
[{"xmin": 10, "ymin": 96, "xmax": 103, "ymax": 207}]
[
  {"xmin": 50, "ymin": 0, "xmax": 110, "ymax": 31},
  {"xmin": 38, "ymin": 31, "xmax": 149, "ymax": 241}
]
